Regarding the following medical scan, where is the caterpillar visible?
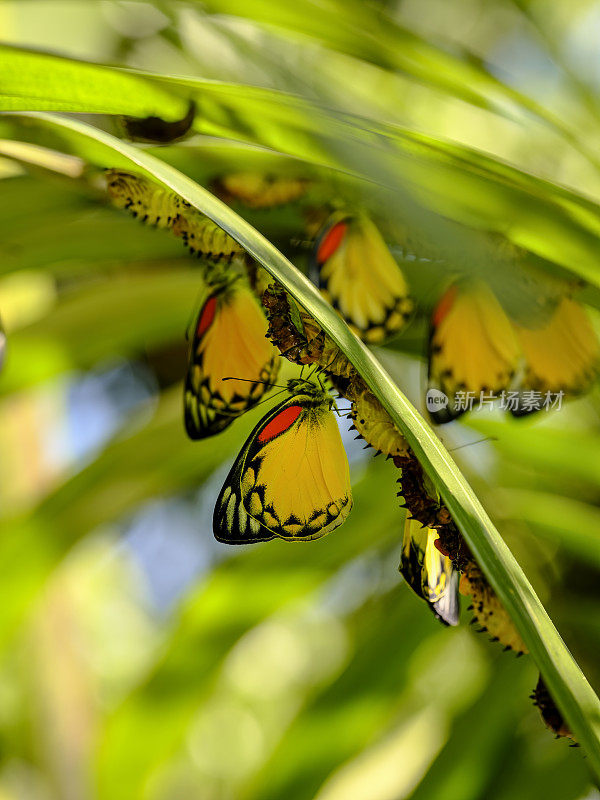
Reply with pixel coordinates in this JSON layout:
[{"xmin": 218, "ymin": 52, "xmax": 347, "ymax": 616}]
[
  {"xmin": 172, "ymin": 211, "xmax": 245, "ymax": 261},
  {"xmin": 531, "ymin": 675, "xmax": 575, "ymax": 742},
  {"xmin": 106, "ymin": 169, "xmax": 245, "ymax": 262},
  {"xmin": 350, "ymin": 390, "xmax": 409, "ymax": 457},
  {"xmin": 459, "ymin": 562, "xmax": 528, "ymax": 655},
  {"xmin": 106, "ymin": 169, "xmax": 184, "ymax": 229}
]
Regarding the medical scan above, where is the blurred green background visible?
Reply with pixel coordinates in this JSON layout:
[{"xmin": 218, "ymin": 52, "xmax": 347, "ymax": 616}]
[{"xmin": 1, "ymin": 1, "xmax": 600, "ymax": 798}]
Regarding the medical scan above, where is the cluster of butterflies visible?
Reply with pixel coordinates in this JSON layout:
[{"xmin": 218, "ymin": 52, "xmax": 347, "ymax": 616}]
[
  {"xmin": 106, "ymin": 169, "xmax": 599, "ymax": 649},
  {"xmin": 106, "ymin": 170, "xmax": 358, "ymax": 547},
  {"xmin": 429, "ymin": 279, "xmax": 600, "ymax": 422}
]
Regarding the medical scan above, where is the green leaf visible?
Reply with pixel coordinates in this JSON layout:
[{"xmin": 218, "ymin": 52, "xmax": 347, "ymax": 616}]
[
  {"xmin": 497, "ymin": 489, "xmax": 600, "ymax": 570},
  {"xmin": 468, "ymin": 419, "xmax": 600, "ymax": 491},
  {"xmin": 192, "ymin": 0, "xmax": 600, "ymax": 173},
  {"xmin": 4, "ymin": 112, "xmax": 600, "ymax": 778},
  {"xmin": 3, "ymin": 44, "xmax": 600, "ymax": 288},
  {"xmin": 0, "ymin": 385, "xmax": 234, "ymax": 648},
  {"xmin": 2, "ymin": 266, "xmax": 202, "ymax": 394},
  {"xmin": 0, "ymin": 44, "xmax": 187, "ymax": 118}
]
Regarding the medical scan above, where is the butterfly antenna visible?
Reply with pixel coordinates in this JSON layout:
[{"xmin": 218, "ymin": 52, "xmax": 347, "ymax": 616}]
[
  {"xmin": 249, "ymin": 387, "xmax": 289, "ymax": 408},
  {"xmin": 333, "ymin": 406, "xmax": 352, "ymax": 417},
  {"xmin": 222, "ymin": 377, "xmax": 289, "ymax": 390},
  {"xmin": 303, "ymin": 365, "xmax": 318, "ymax": 384},
  {"xmin": 448, "ymin": 436, "xmax": 498, "ymax": 452},
  {"xmin": 321, "ymin": 354, "xmax": 338, "ymax": 373}
]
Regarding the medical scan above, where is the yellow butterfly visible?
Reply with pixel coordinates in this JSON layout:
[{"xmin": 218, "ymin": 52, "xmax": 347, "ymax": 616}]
[
  {"xmin": 0, "ymin": 314, "xmax": 5, "ymax": 371},
  {"xmin": 514, "ymin": 296, "xmax": 600, "ymax": 397},
  {"xmin": 213, "ymin": 378, "xmax": 352, "ymax": 544},
  {"xmin": 213, "ymin": 172, "xmax": 308, "ymax": 208},
  {"xmin": 184, "ymin": 274, "xmax": 280, "ymax": 439},
  {"xmin": 428, "ymin": 280, "xmax": 599, "ymax": 422},
  {"xmin": 400, "ymin": 517, "xmax": 459, "ymax": 626},
  {"xmin": 312, "ymin": 212, "xmax": 413, "ymax": 344},
  {"xmin": 428, "ymin": 280, "xmax": 521, "ymax": 422}
]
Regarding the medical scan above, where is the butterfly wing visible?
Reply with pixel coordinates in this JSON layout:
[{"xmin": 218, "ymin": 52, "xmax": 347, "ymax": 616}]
[
  {"xmin": 312, "ymin": 213, "xmax": 412, "ymax": 344},
  {"xmin": 0, "ymin": 314, "xmax": 5, "ymax": 371},
  {"xmin": 513, "ymin": 297, "xmax": 599, "ymax": 409},
  {"xmin": 400, "ymin": 517, "xmax": 459, "ymax": 626},
  {"xmin": 214, "ymin": 388, "xmax": 352, "ymax": 544},
  {"xmin": 214, "ymin": 172, "xmax": 308, "ymax": 208},
  {"xmin": 184, "ymin": 281, "xmax": 280, "ymax": 439},
  {"xmin": 428, "ymin": 281, "xmax": 522, "ymax": 423}
]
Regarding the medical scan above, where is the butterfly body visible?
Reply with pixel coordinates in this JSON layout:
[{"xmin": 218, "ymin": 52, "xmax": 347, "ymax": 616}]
[{"xmin": 214, "ymin": 379, "xmax": 352, "ymax": 544}]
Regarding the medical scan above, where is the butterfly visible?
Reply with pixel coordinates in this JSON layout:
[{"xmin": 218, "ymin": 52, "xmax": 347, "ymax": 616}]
[
  {"xmin": 213, "ymin": 172, "xmax": 308, "ymax": 208},
  {"xmin": 399, "ymin": 517, "xmax": 459, "ymax": 626},
  {"xmin": 428, "ymin": 280, "xmax": 600, "ymax": 422},
  {"xmin": 311, "ymin": 211, "xmax": 413, "ymax": 344},
  {"xmin": 428, "ymin": 280, "xmax": 521, "ymax": 423},
  {"xmin": 514, "ymin": 296, "xmax": 600, "ymax": 398},
  {"xmin": 213, "ymin": 377, "xmax": 352, "ymax": 544},
  {"xmin": 0, "ymin": 314, "xmax": 5, "ymax": 371},
  {"xmin": 184, "ymin": 274, "xmax": 280, "ymax": 439}
]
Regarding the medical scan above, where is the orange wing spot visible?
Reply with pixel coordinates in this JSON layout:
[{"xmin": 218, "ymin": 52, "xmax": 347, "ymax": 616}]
[
  {"xmin": 196, "ymin": 295, "xmax": 218, "ymax": 338},
  {"xmin": 258, "ymin": 405, "xmax": 303, "ymax": 443},
  {"xmin": 317, "ymin": 220, "xmax": 347, "ymax": 264},
  {"xmin": 432, "ymin": 284, "xmax": 458, "ymax": 328}
]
